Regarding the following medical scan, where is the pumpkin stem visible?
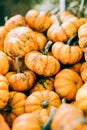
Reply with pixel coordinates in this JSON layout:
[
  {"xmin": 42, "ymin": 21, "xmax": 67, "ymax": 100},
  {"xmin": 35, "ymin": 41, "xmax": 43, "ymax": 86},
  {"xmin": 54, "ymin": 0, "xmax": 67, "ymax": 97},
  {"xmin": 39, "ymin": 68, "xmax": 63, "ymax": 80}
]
[
  {"xmin": 42, "ymin": 106, "xmax": 56, "ymax": 130},
  {"xmin": 67, "ymin": 33, "xmax": 78, "ymax": 46},
  {"xmin": 15, "ymin": 57, "xmax": 20, "ymax": 73},
  {"xmin": 4, "ymin": 16, "xmax": 8, "ymax": 23},
  {"xmin": 79, "ymin": 0, "xmax": 85, "ymax": 16},
  {"xmin": 62, "ymin": 98, "xmax": 66, "ymax": 104},
  {"xmin": 56, "ymin": 13, "xmax": 62, "ymax": 25},
  {"xmin": 41, "ymin": 100, "xmax": 49, "ymax": 108},
  {"xmin": 3, "ymin": 105, "xmax": 12, "ymax": 113},
  {"xmin": 43, "ymin": 40, "xmax": 53, "ymax": 55}
]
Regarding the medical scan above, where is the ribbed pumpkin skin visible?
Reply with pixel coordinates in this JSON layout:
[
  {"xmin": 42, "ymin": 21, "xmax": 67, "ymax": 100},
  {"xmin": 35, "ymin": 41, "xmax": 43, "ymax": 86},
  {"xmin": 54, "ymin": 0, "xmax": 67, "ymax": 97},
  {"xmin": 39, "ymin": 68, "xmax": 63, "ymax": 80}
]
[
  {"xmin": 0, "ymin": 114, "xmax": 11, "ymax": 130},
  {"xmin": 4, "ymin": 26, "xmax": 39, "ymax": 58},
  {"xmin": 76, "ymin": 83, "xmax": 87, "ymax": 113},
  {"xmin": 51, "ymin": 103, "xmax": 85, "ymax": 130},
  {"xmin": 24, "ymin": 51, "xmax": 60, "ymax": 77},
  {"xmin": 0, "ymin": 26, "xmax": 7, "ymax": 51},
  {"xmin": 78, "ymin": 23, "xmax": 87, "ymax": 51},
  {"xmin": 25, "ymin": 9, "xmax": 51, "ymax": 32},
  {"xmin": 52, "ymin": 42, "xmax": 83, "ymax": 64},
  {"xmin": 54, "ymin": 69, "xmax": 83, "ymax": 100},
  {"xmin": 8, "ymin": 70, "xmax": 36, "ymax": 91},
  {"xmin": 30, "ymin": 77, "xmax": 54, "ymax": 93},
  {"xmin": 12, "ymin": 113, "xmax": 42, "ymax": 130},
  {"xmin": 0, "ymin": 51, "xmax": 9, "ymax": 75},
  {"xmin": 5, "ymin": 14, "xmax": 27, "ymax": 32},
  {"xmin": 47, "ymin": 15, "xmax": 80, "ymax": 42},
  {"xmin": 3, "ymin": 91, "xmax": 27, "ymax": 127},
  {"xmin": 0, "ymin": 75, "xmax": 9, "ymax": 109},
  {"xmin": 25, "ymin": 90, "xmax": 61, "ymax": 124},
  {"xmin": 80, "ymin": 62, "xmax": 87, "ymax": 82}
]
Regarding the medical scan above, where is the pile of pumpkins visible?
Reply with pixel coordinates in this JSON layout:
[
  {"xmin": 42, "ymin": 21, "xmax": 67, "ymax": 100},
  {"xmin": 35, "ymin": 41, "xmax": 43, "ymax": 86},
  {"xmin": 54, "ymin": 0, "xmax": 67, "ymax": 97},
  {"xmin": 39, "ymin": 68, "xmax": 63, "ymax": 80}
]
[{"xmin": 0, "ymin": 8, "xmax": 87, "ymax": 130}]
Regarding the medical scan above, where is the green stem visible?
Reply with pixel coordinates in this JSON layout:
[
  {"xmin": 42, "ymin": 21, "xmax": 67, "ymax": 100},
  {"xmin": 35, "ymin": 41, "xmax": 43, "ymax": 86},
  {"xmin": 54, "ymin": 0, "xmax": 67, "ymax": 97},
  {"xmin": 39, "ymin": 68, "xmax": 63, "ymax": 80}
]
[
  {"xmin": 42, "ymin": 106, "xmax": 56, "ymax": 130},
  {"xmin": 56, "ymin": 13, "xmax": 62, "ymax": 25},
  {"xmin": 43, "ymin": 40, "xmax": 53, "ymax": 55},
  {"xmin": 79, "ymin": 0, "xmax": 85, "ymax": 12},
  {"xmin": 67, "ymin": 33, "xmax": 78, "ymax": 46},
  {"xmin": 15, "ymin": 57, "xmax": 20, "ymax": 73},
  {"xmin": 3, "ymin": 105, "xmax": 12, "ymax": 113}
]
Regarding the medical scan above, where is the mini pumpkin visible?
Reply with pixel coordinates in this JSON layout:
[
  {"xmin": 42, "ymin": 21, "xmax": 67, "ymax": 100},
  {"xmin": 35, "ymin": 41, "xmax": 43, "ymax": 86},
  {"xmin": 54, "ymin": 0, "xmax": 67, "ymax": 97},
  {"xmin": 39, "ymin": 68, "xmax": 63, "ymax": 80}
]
[
  {"xmin": 54, "ymin": 69, "xmax": 83, "ymax": 100},
  {"xmin": 12, "ymin": 113, "xmax": 42, "ymax": 130},
  {"xmin": 25, "ymin": 50, "xmax": 60, "ymax": 77},
  {"xmin": 4, "ymin": 26, "xmax": 39, "ymax": 58},
  {"xmin": 0, "ymin": 74, "xmax": 9, "ymax": 109},
  {"xmin": 47, "ymin": 12, "xmax": 80, "ymax": 42},
  {"xmin": 34, "ymin": 31, "xmax": 47, "ymax": 50},
  {"xmin": 8, "ymin": 70, "xmax": 36, "ymax": 91},
  {"xmin": 0, "ymin": 26, "xmax": 7, "ymax": 51},
  {"xmin": 52, "ymin": 41, "xmax": 83, "ymax": 65},
  {"xmin": 30, "ymin": 76, "xmax": 54, "ymax": 93},
  {"xmin": 25, "ymin": 9, "xmax": 51, "ymax": 32},
  {"xmin": 24, "ymin": 90, "xmax": 61, "ymax": 124},
  {"xmin": 4, "ymin": 14, "xmax": 27, "ymax": 32},
  {"xmin": 80, "ymin": 62, "xmax": 87, "ymax": 82},
  {"xmin": 0, "ymin": 51, "xmax": 9, "ymax": 75},
  {"xmin": 2, "ymin": 91, "xmax": 27, "ymax": 127},
  {"xmin": 51, "ymin": 103, "xmax": 85, "ymax": 130},
  {"xmin": 76, "ymin": 83, "xmax": 87, "ymax": 114},
  {"xmin": 78, "ymin": 23, "xmax": 87, "ymax": 51}
]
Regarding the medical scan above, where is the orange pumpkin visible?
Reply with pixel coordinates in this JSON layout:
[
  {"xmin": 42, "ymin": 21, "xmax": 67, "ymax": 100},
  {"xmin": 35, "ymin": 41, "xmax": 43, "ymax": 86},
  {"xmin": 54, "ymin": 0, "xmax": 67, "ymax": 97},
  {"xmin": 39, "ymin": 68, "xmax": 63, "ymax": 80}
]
[
  {"xmin": 4, "ymin": 26, "xmax": 39, "ymax": 58},
  {"xmin": 30, "ymin": 76, "xmax": 54, "ymax": 93},
  {"xmin": 34, "ymin": 31, "xmax": 47, "ymax": 50},
  {"xmin": 0, "ymin": 74, "xmax": 9, "ymax": 109},
  {"xmin": 58, "ymin": 10, "xmax": 75, "ymax": 22},
  {"xmin": 25, "ymin": 9, "xmax": 51, "ymax": 32},
  {"xmin": 24, "ymin": 90, "xmax": 61, "ymax": 124},
  {"xmin": 2, "ymin": 91, "xmax": 27, "ymax": 127},
  {"xmin": 78, "ymin": 23, "xmax": 87, "ymax": 52},
  {"xmin": 80, "ymin": 62, "xmax": 87, "ymax": 82},
  {"xmin": 8, "ymin": 70, "xmax": 36, "ymax": 91},
  {"xmin": 0, "ymin": 51, "xmax": 9, "ymax": 75},
  {"xmin": 52, "ymin": 41, "xmax": 83, "ymax": 65},
  {"xmin": 0, "ymin": 114, "xmax": 10, "ymax": 130},
  {"xmin": 69, "ymin": 62, "xmax": 82, "ymax": 74},
  {"xmin": 47, "ymin": 12, "xmax": 80, "ymax": 42},
  {"xmin": 51, "ymin": 103, "xmax": 85, "ymax": 130},
  {"xmin": 54, "ymin": 69, "xmax": 83, "ymax": 100},
  {"xmin": 76, "ymin": 83, "xmax": 87, "ymax": 113},
  {"xmin": 4, "ymin": 14, "xmax": 27, "ymax": 32},
  {"xmin": 0, "ymin": 26, "xmax": 7, "ymax": 51},
  {"xmin": 24, "ymin": 50, "xmax": 60, "ymax": 77},
  {"xmin": 12, "ymin": 113, "xmax": 42, "ymax": 130}
]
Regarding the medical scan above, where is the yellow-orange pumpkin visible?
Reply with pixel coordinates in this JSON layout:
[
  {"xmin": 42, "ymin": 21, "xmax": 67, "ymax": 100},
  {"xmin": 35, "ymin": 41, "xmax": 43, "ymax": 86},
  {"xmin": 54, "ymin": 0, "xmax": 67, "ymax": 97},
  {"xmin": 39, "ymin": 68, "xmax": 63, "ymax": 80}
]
[
  {"xmin": 54, "ymin": 69, "xmax": 83, "ymax": 100},
  {"xmin": 2, "ymin": 91, "xmax": 27, "ymax": 127},
  {"xmin": 4, "ymin": 14, "xmax": 27, "ymax": 32},
  {"xmin": 24, "ymin": 50, "xmax": 60, "ymax": 77},
  {"xmin": 0, "ymin": 74, "xmax": 9, "ymax": 109},
  {"xmin": 8, "ymin": 70, "xmax": 36, "ymax": 91},
  {"xmin": 25, "ymin": 9, "xmax": 51, "ymax": 32},
  {"xmin": 76, "ymin": 83, "xmax": 87, "ymax": 114},
  {"xmin": 25, "ymin": 90, "xmax": 61, "ymax": 124},
  {"xmin": 4, "ymin": 26, "xmax": 39, "ymax": 58},
  {"xmin": 52, "ymin": 41, "xmax": 83, "ymax": 65},
  {"xmin": 51, "ymin": 103, "xmax": 85, "ymax": 130},
  {"xmin": 47, "ymin": 12, "xmax": 80, "ymax": 42},
  {"xmin": 0, "ymin": 51, "xmax": 9, "ymax": 75}
]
